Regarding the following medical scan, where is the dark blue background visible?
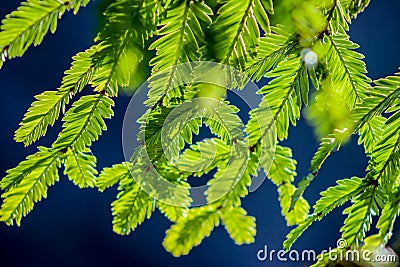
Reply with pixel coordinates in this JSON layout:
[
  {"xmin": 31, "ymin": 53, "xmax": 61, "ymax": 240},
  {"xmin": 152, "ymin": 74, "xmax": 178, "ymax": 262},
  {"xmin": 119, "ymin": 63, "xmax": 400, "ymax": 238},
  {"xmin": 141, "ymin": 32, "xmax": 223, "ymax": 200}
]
[{"xmin": 0, "ymin": 1, "xmax": 399, "ymax": 266}]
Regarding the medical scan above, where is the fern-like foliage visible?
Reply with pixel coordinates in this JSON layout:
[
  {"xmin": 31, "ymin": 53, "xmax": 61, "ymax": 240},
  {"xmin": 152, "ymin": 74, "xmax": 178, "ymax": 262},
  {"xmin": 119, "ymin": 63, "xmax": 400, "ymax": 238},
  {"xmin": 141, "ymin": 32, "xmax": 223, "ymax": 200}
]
[
  {"xmin": 112, "ymin": 180, "xmax": 154, "ymax": 235},
  {"xmin": 329, "ymin": 0, "xmax": 370, "ymax": 32},
  {"xmin": 0, "ymin": 0, "xmax": 90, "ymax": 68},
  {"xmin": 340, "ymin": 185, "xmax": 381, "ymax": 248},
  {"xmin": 285, "ymin": 177, "xmax": 368, "ymax": 250},
  {"xmin": 369, "ymin": 112, "xmax": 400, "ymax": 191},
  {"xmin": 14, "ymin": 90, "xmax": 68, "ymax": 146},
  {"xmin": 52, "ymin": 94, "xmax": 114, "ymax": 152},
  {"xmin": 0, "ymin": 147, "xmax": 62, "ymax": 225},
  {"xmin": 220, "ymin": 206, "xmax": 256, "ymax": 245},
  {"xmin": 288, "ymin": 71, "xmax": 400, "ymax": 252},
  {"xmin": 64, "ymin": 148, "xmax": 97, "ymax": 188},
  {"xmin": 323, "ymin": 27, "xmax": 371, "ymax": 107},
  {"xmin": 96, "ymin": 162, "xmax": 132, "ymax": 192},
  {"xmin": 14, "ymin": 44, "xmax": 101, "ymax": 146},
  {"xmin": 89, "ymin": 0, "xmax": 158, "ymax": 96},
  {"xmin": 258, "ymin": 56, "xmax": 308, "ymax": 140},
  {"xmin": 369, "ymin": 190, "xmax": 400, "ymax": 245},
  {"xmin": 147, "ymin": 1, "xmax": 212, "ymax": 108},
  {"xmin": 290, "ymin": 67, "xmax": 398, "ymax": 215},
  {"xmin": 1, "ymin": 0, "xmax": 400, "ymax": 265},
  {"xmin": 268, "ymin": 145, "xmax": 309, "ymax": 225},
  {"xmin": 163, "ymin": 205, "xmax": 220, "ymax": 256},
  {"xmin": 211, "ymin": 0, "xmax": 273, "ymax": 69},
  {"xmin": 247, "ymin": 25, "xmax": 297, "ymax": 81}
]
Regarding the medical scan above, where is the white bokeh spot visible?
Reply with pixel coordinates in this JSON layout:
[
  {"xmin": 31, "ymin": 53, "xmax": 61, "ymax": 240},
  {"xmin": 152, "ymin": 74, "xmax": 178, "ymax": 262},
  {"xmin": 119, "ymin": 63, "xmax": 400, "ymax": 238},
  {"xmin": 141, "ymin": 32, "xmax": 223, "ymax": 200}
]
[{"xmin": 301, "ymin": 48, "xmax": 318, "ymax": 66}]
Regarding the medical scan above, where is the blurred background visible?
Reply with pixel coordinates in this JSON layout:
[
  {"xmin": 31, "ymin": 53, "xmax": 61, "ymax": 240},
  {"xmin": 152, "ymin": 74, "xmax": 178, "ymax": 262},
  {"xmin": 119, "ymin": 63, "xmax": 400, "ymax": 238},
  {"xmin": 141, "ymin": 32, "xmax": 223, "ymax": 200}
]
[{"xmin": 0, "ymin": 0, "xmax": 399, "ymax": 266}]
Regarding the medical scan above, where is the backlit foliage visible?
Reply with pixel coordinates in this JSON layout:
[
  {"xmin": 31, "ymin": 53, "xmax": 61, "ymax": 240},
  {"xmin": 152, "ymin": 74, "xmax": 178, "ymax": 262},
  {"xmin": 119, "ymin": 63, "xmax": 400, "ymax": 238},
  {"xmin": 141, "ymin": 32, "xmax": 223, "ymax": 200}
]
[{"xmin": 1, "ymin": 0, "xmax": 400, "ymax": 265}]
